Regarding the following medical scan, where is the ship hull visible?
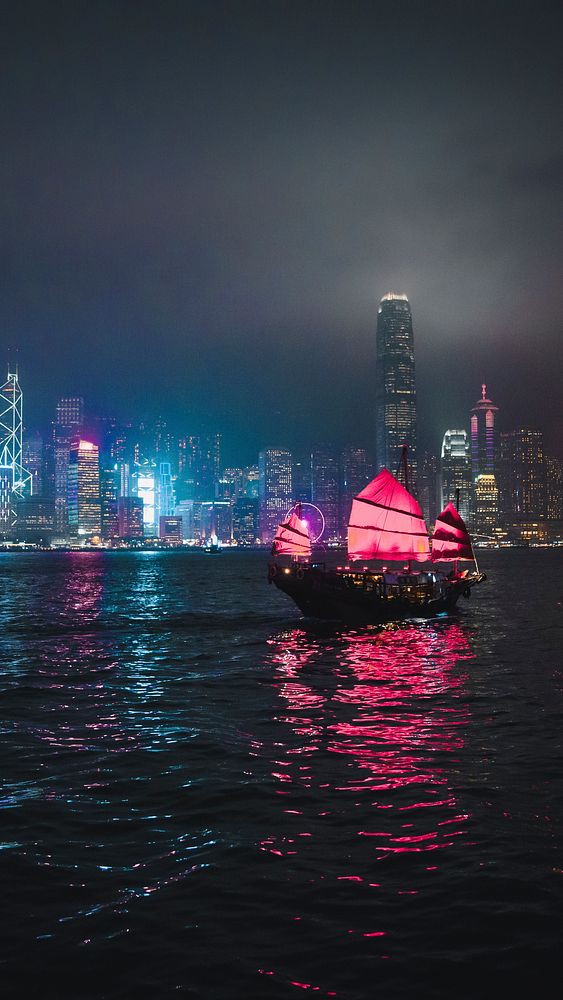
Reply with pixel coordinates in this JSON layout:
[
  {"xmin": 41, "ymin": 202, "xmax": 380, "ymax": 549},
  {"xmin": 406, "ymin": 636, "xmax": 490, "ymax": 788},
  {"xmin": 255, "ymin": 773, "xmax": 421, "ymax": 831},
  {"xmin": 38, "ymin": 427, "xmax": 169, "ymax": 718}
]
[{"xmin": 269, "ymin": 563, "xmax": 485, "ymax": 624}]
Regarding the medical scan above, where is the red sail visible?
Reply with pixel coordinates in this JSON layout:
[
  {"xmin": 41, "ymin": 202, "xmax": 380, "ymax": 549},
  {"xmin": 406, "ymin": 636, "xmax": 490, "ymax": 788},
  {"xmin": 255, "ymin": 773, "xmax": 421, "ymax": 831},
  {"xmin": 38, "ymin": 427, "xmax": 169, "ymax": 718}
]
[
  {"xmin": 272, "ymin": 510, "xmax": 312, "ymax": 557},
  {"xmin": 431, "ymin": 503, "xmax": 473, "ymax": 562},
  {"xmin": 347, "ymin": 468, "xmax": 430, "ymax": 562}
]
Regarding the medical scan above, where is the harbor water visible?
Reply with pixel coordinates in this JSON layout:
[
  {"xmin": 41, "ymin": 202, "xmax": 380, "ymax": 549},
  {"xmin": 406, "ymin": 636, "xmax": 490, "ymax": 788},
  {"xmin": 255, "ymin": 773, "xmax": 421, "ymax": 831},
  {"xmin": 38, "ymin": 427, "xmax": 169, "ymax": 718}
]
[{"xmin": 1, "ymin": 549, "xmax": 562, "ymax": 998}]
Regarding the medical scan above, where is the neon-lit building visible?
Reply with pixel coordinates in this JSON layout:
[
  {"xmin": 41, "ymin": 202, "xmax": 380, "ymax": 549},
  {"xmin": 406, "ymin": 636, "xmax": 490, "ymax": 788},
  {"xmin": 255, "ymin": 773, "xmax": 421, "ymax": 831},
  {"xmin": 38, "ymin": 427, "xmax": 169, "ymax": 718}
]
[
  {"xmin": 375, "ymin": 292, "xmax": 417, "ymax": 487},
  {"xmin": 67, "ymin": 439, "xmax": 101, "ymax": 538},
  {"xmin": 258, "ymin": 448, "xmax": 293, "ymax": 543},
  {"xmin": 470, "ymin": 384, "xmax": 498, "ymax": 479},
  {"xmin": 0, "ymin": 369, "xmax": 32, "ymax": 532},
  {"xmin": 135, "ymin": 465, "xmax": 157, "ymax": 536},
  {"xmin": 440, "ymin": 430, "xmax": 472, "ymax": 524}
]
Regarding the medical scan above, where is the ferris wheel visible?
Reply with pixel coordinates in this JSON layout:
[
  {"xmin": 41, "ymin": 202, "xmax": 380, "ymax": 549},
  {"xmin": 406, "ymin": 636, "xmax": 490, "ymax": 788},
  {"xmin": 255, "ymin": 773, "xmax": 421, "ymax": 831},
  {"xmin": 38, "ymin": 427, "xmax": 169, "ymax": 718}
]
[{"xmin": 286, "ymin": 502, "xmax": 325, "ymax": 544}]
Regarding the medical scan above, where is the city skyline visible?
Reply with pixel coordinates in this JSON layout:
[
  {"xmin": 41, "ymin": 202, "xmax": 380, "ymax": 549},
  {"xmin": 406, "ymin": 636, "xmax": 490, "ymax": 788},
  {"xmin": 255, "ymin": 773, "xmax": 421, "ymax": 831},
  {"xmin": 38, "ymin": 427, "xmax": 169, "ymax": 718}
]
[{"xmin": 2, "ymin": 2, "xmax": 562, "ymax": 462}]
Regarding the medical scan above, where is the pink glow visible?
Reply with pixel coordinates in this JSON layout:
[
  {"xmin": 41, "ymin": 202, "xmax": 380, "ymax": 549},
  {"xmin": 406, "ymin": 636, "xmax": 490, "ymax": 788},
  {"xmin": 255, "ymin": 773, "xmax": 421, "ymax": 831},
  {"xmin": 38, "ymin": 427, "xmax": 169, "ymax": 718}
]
[
  {"xmin": 271, "ymin": 510, "xmax": 312, "ymax": 557},
  {"xmin": 431, "ymin": 503, "xmax": 473, "ymax": 562},
  {"xmin": 347, "ymin": 468, "xmax": 429, "ymax": 562}
]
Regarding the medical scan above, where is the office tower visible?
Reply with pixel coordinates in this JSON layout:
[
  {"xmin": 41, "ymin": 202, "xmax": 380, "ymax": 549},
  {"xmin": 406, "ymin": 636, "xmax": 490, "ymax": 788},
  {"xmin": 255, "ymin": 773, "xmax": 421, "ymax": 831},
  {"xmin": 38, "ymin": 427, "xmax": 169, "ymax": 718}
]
[
  {"xmin": 473, "ymin": 474, "xmax": 499, "ymax": 536},
  {"xmin": 99, "ymin": 461, "xmax": 119, "ymax": 540},
  {"xmin": 311, "ymin": 445, "xmax": 339, "ymax": 542},
  {"xmin": 417, "ymin": 449, "xmax": 440, "ymax": 527},
  {"xmin": 339, "ymin": 446, "xmax": 368, "ymax": 537},
  {"xmin": 292, "ymin": 452, "xmax": 312, "ymax": 504},
  {"xmin": 232, "ymin": 497, "xmax": 259, "ymax": 546},
  {"xmin": 67, "ymin": 439, "xmax": 101, "ymax": 538},
  {"xmin": 177, "ymin": 434, "xmax": 221, "ymax": 501},
  {"xmin": 375, "ymin": 292, "xmax": 417, "ymax": 485},
  {"xmin": 201, "ymin": 501, "xmax": 232, "ymax": 543},
  {"xmin": 117, "ymin": 497, "xmax": 144, "ymax": 539},
  {"xmin": 217, "ymin": 467, "xmax": 245, "ymax": 503},
  {"xmin": 499, "ymin": 429, "xmax": 546, "ymax": 523},
  {"xmin": 23, "ymin": 431, "xmax": 44, "ymax": 497},
  {"xmin": 157, "ymin": 461, "xmax": 175, "ymax": 520},
  {"xmin": 244, "ymin": 465, "xmax": 260, "ymax": 499},
  {"xmin": 440, "ymin": 430, "xmax": 472, "ymax": 524},
  {"xmin": 0, "ymin": 369, "xmax": 32, "ymax": 532},
  {"xmin": 159, "ymin": 516, "xmax": 183, "ymax": 545},
  {"xmin": 53, "ymin": 396, "xmax": 84, "ymax": 537},
  {"xmin": 470, "ymin": 384, "xmax": 498, "ymax": 479},
  {"xmin": 12, "ymin": 496, "xmax": 54, "ymax": 544},
  {"xmin": 545, "ymin": 455, "xmax": 563, "ymax": 520},
  {"xmin": 258, "ymin": 448, "xmax": 292, "ymax": 542}
]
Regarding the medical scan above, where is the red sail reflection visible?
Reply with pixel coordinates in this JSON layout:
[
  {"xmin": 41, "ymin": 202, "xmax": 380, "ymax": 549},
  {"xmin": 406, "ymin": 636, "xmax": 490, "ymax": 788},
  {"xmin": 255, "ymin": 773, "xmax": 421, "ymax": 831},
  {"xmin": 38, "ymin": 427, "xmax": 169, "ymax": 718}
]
[{"xmin": 261, "ymin": 621, "xmax": 475, "ymax": 862}]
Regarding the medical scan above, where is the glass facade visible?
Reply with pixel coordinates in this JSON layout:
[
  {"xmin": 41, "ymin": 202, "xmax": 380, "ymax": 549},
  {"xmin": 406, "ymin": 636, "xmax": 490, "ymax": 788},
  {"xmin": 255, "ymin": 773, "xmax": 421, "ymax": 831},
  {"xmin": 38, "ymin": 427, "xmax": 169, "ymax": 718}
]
[{"xmin": 375, "ymin": 293, "xmax": 417, "ymax": 487}]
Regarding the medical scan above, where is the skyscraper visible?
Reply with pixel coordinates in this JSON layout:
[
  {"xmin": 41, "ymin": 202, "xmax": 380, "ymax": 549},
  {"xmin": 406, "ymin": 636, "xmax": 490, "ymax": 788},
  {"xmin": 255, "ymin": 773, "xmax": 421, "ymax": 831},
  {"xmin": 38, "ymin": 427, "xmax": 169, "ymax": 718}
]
[
  {"xmin": 339, "ymin": 446, "xmax": 369, "ymax": 539},
  {"xmin": 258, "ymin": 448, "xmax": 292, "ymax": 543},
  {"xmin": 0, "ymin": 369, "xmax": 32, "ymax": 531},
  {"xmin": 375, "ymin": 292, "xmax": 417, "ymax": 484},
  {"xmin": 440, "ymin": 430, "xmax": 472, "ymax": 524},
  {"xmin": 470, "ymin": 384, "xmax": 498, "ymax": 479},
  {"xmin": 67, "ymin": 438, "xmax": 101, "ymax": 538},
  {"xmin": 311, "ymin": 444, "xmax": 339, "ymax": 542},
  {"xmin": 53, "ymin": 396, "xmax": 84, "ymax": 538},
  {"xmin": 499, "ymin": 428, "xmax": 546, "ymax": 522}
]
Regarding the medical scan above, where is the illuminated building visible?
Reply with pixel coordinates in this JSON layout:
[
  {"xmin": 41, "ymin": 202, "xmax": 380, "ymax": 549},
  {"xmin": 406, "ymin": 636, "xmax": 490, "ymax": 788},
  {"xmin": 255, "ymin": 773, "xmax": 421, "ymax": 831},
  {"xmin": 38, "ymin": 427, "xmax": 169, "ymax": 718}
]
[
  {"xmin": 157, "ymin": 461, "xmax": 175, "ymax": 520},
  {"xmin": 159, "ymin": 516, "xmax": 183, "ymax": 545},
  {"xmin": 499, "ymin": 428, "xmax": 546, "ymax": 523},
  {"xmin": 177, "ymin": 433, "xmax": 221, "ymax": 501},
  {"xmin": 0, "ymin": 468, "xmax": 12, "ymax": 535},
  {"xmin": 117, "ymin": 497, "xmax": 144, "ymax": 539},
  {"xmin": 0, "ymin": 369, "xmax": 32, "ymax": 532},
  {"xmin": 470, "ymin": 384, "xmax": 498, "ymax": 479},
  {"xmin": 440, "ymin": 430, "xmax": 472, "ymax": 524},
  {"xmin": 311, "ymin": 445, "xmax": 339, "ymax": 542},
  {"xmin": 12, "ymin": 496, "xmax": 54, "ymax": 544},
  {"xmin": 67, "ymin": 439, "xmax": 101, "ymax": 538},
  {"xmin": 292, "ymin": 452, "xmax": 312, "ymax": 505},
  {"xmin": 258, "ymin": 448, "xmax": 292, "ymax": 542},
  {"xmin": 99, "ymin": 462, "xmax": 119, "ymax": 540},
  {"xmin": 375, "ymin": 292, "xmax": 417, "ymax": 486},
  {"xmin": 200, "ymin": 500, "xmax": 232, "ymax": 544},
  {"xmin": 417, "ymin": 449, "xmax": 440, "ymax": 527},
  {"xmin": 135, "ymin": 464, "xmax": 157, "ymax": 536},
  {"xmin": 53, "ymin": 396, "xmax": 84, "ymax": 537},
  {"xmin": 244, "ymin": 465, "xmax": 259, "ymax": 499},
  {"xmin": 339, "ymin": 446, "xmax": 369, "ymax": 538},
  {"xmin": 473, "ymin": 474, "xmax": 499, "ymax": 536},
  {"xmin": 23, "ymin": 431, "xmax": 44, "ymax": 497},
  {"xmin": 217, "ymin": 467, "xmax": 245, "ymax": 502},
  {"xmin": 545, "ymin": 455, "xmax": 563, "ymax": 520},
  {"xmin": 232, "ymin": 497, "xmax": 259, "ymax": 546}
]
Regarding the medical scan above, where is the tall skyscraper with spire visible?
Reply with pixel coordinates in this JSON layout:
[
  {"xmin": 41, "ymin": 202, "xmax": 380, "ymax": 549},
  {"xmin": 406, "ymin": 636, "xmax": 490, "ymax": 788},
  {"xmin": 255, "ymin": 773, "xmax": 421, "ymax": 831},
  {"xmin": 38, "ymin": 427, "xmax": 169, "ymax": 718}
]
[
  {"xmin": 470, "ymin": 384, "xmax": 499, "ymax": 479},
  {"xmin": 375, "ymin": 292, "xmax": 417, "ymax": 485}
]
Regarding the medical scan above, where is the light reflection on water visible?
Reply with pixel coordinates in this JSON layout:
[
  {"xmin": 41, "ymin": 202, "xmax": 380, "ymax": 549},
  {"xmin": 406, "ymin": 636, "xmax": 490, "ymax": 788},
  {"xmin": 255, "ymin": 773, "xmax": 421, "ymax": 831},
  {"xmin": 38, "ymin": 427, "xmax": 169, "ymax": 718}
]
[{"xmin": 1, "ymin": 550, "xmax": 562, "ymax": 999}]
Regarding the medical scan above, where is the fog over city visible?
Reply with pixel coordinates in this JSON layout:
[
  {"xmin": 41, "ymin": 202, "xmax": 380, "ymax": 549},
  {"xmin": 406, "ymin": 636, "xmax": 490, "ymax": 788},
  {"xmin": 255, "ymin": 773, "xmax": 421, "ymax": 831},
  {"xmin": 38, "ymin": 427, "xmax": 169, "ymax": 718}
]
[{"xmin": 2, "ymin": 1, "xmax": 563, "ymax": 462}]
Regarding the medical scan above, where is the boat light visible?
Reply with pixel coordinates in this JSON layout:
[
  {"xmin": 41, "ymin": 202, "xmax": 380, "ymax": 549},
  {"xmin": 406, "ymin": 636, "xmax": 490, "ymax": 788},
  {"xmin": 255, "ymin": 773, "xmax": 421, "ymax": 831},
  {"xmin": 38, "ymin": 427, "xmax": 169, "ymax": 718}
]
[{"xmin": 284, "ymin": 568, "xmax": 291, "ymax": 574}]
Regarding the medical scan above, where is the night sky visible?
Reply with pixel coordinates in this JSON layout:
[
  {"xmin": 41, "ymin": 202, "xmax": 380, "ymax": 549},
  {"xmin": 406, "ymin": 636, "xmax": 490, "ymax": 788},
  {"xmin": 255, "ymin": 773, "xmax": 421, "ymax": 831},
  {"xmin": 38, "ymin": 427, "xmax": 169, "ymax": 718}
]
[{"xmin": 2, "ymin": 0, "xmax": 563, "ymax": 464}]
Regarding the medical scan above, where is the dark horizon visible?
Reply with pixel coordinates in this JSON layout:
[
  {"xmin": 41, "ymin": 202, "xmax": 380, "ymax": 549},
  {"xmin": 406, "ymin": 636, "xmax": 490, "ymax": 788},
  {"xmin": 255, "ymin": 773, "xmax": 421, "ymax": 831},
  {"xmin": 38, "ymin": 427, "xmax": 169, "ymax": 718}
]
[{"xmin": 3, "ymin": 1, "xmax": 563, "ymax": 464}]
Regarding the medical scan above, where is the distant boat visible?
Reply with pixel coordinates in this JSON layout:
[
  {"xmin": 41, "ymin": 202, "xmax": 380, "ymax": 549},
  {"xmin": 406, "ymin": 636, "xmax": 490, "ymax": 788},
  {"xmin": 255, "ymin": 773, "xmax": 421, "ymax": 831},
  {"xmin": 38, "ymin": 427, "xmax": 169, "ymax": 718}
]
[
  {"xmin": 268, "ymin": 446, "xmax": 485, "ymax": 623},
  {"xmin": 205, "ymin": 532, "xmax": 222, "ymax": 554}
]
